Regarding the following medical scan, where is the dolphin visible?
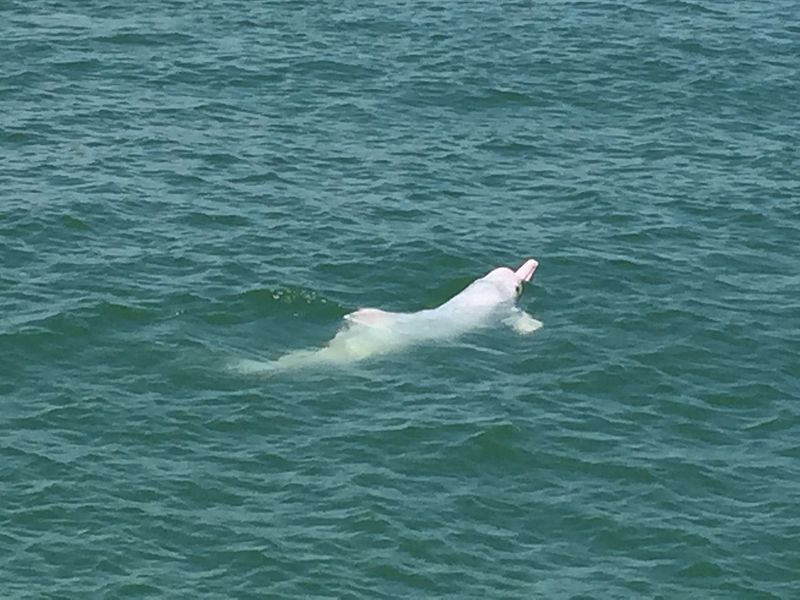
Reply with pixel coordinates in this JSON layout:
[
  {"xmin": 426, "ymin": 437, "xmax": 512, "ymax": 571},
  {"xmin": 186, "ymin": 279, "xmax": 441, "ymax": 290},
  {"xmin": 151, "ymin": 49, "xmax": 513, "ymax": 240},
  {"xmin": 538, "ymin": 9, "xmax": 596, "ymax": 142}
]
[{"xmin": 233, "ymin": 259, "xmax": 541, "ymax": 375}]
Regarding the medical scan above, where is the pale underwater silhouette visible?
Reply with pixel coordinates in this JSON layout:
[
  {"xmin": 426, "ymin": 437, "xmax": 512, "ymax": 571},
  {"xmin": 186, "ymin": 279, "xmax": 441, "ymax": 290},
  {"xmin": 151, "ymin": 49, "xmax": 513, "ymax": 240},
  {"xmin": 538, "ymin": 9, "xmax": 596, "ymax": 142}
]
[{"xmin": 232, "ymin": 259, "xmax": 541, "ymax": 375}]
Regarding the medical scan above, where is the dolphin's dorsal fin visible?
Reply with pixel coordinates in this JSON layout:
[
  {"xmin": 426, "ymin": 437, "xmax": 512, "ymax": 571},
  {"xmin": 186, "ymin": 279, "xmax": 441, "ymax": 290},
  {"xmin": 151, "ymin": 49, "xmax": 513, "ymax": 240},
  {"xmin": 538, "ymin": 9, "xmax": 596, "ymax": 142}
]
[{"xmin": 344, "ymin": 308, "xmax": 393, "ymax": 326}]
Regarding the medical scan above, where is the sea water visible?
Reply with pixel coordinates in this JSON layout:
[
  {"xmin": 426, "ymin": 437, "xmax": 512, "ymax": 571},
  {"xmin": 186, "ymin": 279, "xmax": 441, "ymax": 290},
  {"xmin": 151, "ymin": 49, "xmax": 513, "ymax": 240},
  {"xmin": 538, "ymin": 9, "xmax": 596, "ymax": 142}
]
[{"xmin": 2, "ymin": 1, "xmax": 798, "ymax": 597}]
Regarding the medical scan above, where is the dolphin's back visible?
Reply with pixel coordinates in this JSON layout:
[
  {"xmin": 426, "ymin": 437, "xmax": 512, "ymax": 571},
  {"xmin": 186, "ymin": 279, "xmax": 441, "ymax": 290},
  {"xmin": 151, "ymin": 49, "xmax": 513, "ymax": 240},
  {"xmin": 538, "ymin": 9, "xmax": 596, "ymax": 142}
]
[{"xmin": 436, "ymin": 276, "xmax": 514, "ymax": 315}]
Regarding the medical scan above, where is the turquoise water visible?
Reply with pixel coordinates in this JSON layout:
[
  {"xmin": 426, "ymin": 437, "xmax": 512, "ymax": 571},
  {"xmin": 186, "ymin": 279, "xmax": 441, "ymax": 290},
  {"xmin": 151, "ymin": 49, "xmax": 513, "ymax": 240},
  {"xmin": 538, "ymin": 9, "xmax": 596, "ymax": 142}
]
[{"xmin": 2, "ymin": 0, "xmax": 799, "ymax": 597}]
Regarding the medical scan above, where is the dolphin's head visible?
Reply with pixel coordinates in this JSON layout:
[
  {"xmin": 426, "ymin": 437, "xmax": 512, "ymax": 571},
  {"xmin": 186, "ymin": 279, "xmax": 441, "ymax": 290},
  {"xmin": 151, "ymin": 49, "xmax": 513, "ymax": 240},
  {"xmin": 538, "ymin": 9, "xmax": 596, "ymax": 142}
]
[
  {"xmin": 483, "ymin": 258, "xmax": 539, "ymax": 300},
  {"xmin": 514, "ymin": 258, "xmax": 538, "ymax": 290}
]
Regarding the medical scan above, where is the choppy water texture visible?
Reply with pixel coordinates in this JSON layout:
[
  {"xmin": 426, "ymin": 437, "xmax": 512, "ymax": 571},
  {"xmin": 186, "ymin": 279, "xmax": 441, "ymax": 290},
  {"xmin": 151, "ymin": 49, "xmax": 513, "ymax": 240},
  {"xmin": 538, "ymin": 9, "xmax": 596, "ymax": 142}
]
[{"xmin": 2, "ymin": 0, "xmax": 799, "ymax": 597}]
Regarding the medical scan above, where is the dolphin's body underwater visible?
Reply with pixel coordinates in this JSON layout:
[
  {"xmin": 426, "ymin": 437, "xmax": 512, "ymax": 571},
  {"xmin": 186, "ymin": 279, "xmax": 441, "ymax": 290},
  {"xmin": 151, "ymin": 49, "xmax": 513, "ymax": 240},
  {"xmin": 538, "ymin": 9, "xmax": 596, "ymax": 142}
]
[{"xmin": 234, "ymin": 259, "xmax": 541, "ymax": 375}]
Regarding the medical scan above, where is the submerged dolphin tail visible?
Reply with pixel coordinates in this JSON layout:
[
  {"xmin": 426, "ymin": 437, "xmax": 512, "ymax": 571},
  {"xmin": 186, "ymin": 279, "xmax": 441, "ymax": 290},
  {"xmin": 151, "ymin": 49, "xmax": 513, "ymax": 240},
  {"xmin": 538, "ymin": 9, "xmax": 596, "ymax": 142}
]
[
  {"xmin": 228, "ymin": 357, "xmax": 278, "ymax": 376},
  {"xmin": 229, "ymin": 347, "xmax": 330, "ymax": 376}
]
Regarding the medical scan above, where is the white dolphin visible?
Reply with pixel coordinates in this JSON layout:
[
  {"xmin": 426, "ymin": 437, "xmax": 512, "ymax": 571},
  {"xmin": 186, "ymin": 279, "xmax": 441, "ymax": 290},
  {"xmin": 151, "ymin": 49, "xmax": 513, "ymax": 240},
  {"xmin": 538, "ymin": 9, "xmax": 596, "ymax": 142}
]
[{"xmin": 233, "ymin": 259, "xmax": 541, "ymax": 375}]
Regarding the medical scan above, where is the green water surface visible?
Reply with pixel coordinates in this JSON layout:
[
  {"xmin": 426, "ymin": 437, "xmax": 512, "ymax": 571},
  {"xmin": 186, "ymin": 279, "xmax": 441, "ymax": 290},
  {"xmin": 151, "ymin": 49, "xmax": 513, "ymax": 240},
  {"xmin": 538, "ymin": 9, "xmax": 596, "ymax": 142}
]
[{"xmin": 2, "ymin": 0, "xmax": 799, "ymax": 598}]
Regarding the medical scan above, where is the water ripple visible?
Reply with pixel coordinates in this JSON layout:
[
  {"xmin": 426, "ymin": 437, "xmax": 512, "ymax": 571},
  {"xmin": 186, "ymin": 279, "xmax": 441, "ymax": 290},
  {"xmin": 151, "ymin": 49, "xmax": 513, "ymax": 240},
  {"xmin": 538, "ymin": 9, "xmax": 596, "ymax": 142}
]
[{"xmin": 2, "ymin": 0, "xmax": 799, "ymax": 597}]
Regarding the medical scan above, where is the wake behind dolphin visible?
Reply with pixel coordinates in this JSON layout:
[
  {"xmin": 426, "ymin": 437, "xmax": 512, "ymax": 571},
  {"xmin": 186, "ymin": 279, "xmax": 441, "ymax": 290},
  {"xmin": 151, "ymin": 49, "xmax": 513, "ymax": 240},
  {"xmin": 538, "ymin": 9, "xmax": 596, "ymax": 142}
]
[{"xmin": 232, "ymin": 259, "xmax": 541, "ymax": 375}]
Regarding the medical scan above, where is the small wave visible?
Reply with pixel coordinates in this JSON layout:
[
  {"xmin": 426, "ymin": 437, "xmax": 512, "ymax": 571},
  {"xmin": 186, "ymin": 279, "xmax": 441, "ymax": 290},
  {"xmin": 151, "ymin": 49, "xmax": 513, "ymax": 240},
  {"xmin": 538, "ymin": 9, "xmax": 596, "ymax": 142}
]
[
  {"xmin": 483, "ymin": 87, "xmax": 538, "ymax": 105},
  {"xmin": 229, "ymin": 171, "xmax": 292, "ymax": 185},
  {"xmin": 292, "ymin": 59, "xmax": 383, "ymax": 81},
  {"xmin": 181, "ymin": 211, "xmax": 251, "ymax": 228},
  {"xmin": 94, "ymin": 31, "xmax": 197, "ymax": 47},
  {"xmin": 1, "ymin": 300, "xmax": 157, "ymax": 340},
  {"xmin": 223, "ymin": 286, "xmax": 345, "ymax": 318}
]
